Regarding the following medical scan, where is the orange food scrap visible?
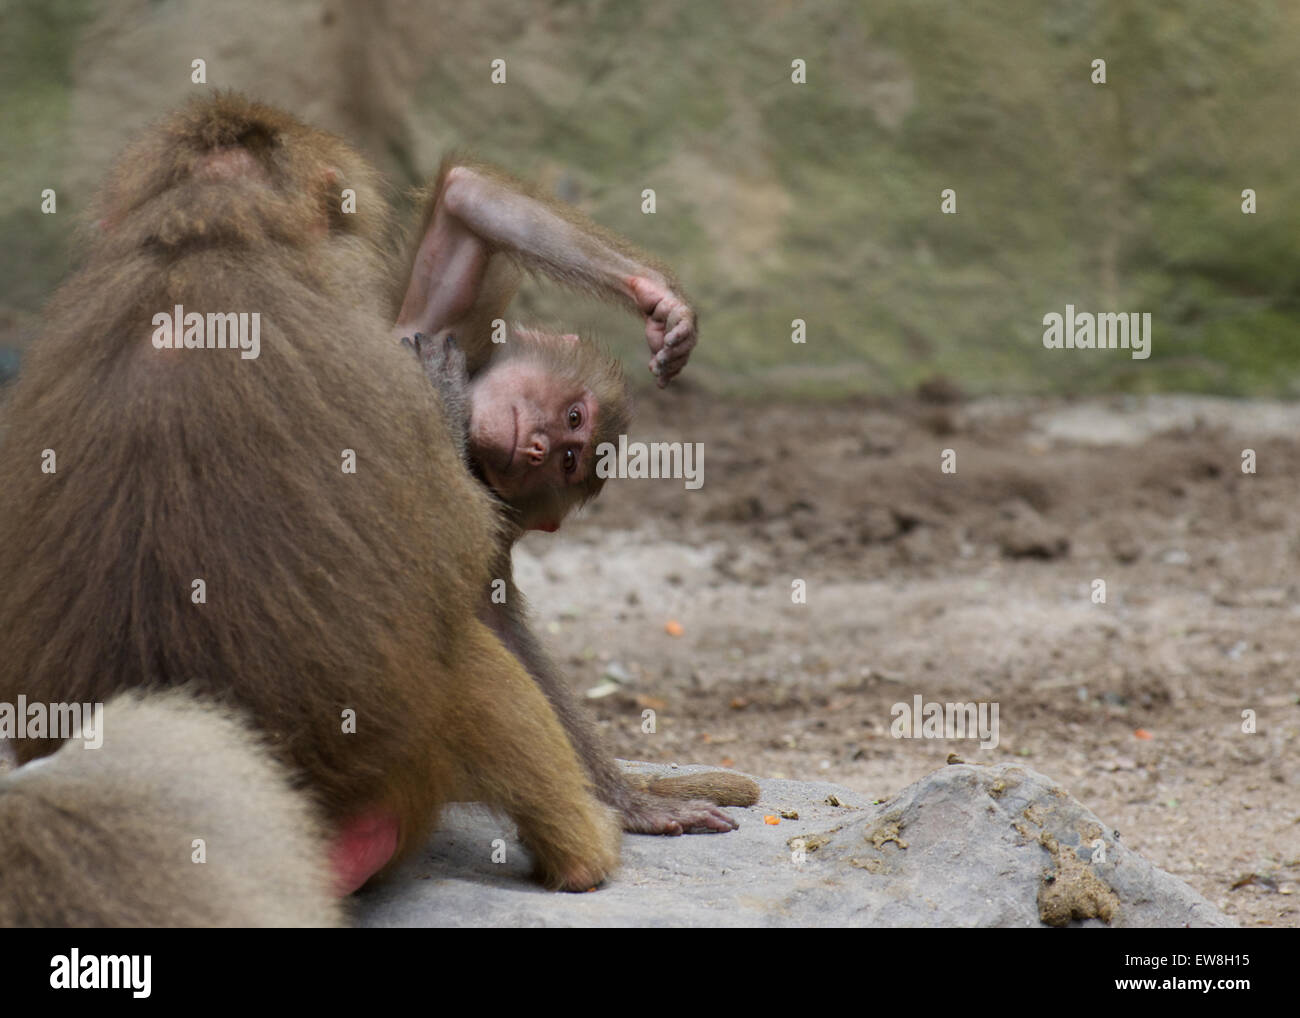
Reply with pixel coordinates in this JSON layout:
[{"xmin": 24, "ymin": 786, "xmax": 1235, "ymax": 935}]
[
  {"xmin": 664, "ymin": 620, "xmax": 684, "ymax": 637},
  {"xmin": 763, "ymin": 815, "xmax": 780, "ymax": 825},
  {"xmin": 1134, "ymin": 728, "xmax": 1153, "ymax": 740},
  {"xmin": 719, "ymin": 756, "xmax": 734, "ymax": 768}
]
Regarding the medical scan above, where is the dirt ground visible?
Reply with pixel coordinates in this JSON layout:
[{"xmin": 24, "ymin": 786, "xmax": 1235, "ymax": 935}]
[
  {"xmin": 517, "ymin": 390, "xmax": 1300, "ymax": 928},
  {"xmin": 0, "ymin": 387, "xmax": 1292, "ymax": 927}
]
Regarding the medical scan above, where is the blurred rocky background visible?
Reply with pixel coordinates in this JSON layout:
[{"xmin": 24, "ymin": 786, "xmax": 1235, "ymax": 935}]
[{"xmin": 3, "ymin": 0, "xmax": 1298, "ymax": 396}]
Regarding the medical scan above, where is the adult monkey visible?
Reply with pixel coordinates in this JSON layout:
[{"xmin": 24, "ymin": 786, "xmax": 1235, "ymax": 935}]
[
  {"xmin": 0, "ymin": 93, "xmax": 625, "ymax": 908},
  {"xmin": 397, "ymin": 164, "xmax": 758, "ymax": 835}
]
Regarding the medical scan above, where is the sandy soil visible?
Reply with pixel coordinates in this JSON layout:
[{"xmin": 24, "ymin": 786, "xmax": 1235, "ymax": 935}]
[{"xmin": 517, "ymin": 391, "xmax": 1300, "ymax": 928}]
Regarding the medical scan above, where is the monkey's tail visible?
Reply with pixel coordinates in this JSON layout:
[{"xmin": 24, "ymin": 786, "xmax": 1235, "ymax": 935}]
[{"xmin": 627, "ymin": 771, "xmax": 760, "ymax": 807}]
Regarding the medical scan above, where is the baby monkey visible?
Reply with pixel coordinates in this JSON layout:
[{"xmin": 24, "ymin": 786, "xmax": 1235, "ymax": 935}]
[
  {"xmin": 402, "ymin": 326, "xmax": 760, "ymax": 834},
  {"xmin": 393, "ymin": 156, "xmax": 756, "ymax": 837}
]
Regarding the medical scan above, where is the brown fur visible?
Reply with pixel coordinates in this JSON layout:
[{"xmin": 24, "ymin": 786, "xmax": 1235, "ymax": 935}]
[
  {"xmin": 0, "ymin": 93, "xmax": 619, "ymax": 918},
  {"xmin": 0, "ymin": 691, "xmax": 340, "ymax": 927},
  {"xmin": 631, "ymin": 773, "xmax": 760, "ymax": 807}
]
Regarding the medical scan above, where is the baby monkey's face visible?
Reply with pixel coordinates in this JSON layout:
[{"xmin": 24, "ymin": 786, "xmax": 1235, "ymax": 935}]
[{"xmin": 467, "ymin": 352, "xmax": 599, "ymax": 505}]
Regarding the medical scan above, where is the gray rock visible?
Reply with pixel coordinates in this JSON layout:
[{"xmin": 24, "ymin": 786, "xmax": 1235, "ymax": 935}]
[{"xmin": 355, "ymin": 762, "xmax": 1231, "ymax": 928}]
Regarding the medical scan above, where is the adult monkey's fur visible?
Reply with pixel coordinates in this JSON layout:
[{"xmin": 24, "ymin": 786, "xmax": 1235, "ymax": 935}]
[
  {"xmin": 0, "ymin": 94, "xmax": 619, "ymax": 923},
  {"xmin": 0, "ymin": 91, "xmax": 756, "ymax": 926}
]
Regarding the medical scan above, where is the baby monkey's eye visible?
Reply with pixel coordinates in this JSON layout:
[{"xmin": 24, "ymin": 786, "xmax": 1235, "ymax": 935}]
[
  {"xmin": 567, "ymin": 405, "xmax": 583, "ymax": 429},
  {"xmin": 563, "ymin": 448, "xmax": 578, "ymax": 474}
]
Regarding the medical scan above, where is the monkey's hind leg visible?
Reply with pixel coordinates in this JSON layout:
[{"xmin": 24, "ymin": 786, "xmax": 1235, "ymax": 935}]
[{"xmin": 453, "ymin": 626, "xmax": 622, "ymax": 891}]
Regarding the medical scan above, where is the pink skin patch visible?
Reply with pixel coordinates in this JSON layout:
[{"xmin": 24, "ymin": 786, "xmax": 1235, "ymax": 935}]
[
  {"xmin": 330, "ymin": 809, "xmax": 401, "ymax": 896},
  {"xmin": 193, "ymin": 147, "xmax": 265, "ymax": 182}
]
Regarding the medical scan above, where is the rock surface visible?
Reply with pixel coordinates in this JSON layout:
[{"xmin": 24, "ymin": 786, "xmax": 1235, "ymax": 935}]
[{"xmin": 356, "ymin": 761, "xmax": 1232, "ymax": 928}]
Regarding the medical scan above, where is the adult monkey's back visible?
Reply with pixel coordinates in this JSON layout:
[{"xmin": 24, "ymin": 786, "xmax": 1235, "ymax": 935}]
[{"xmin": 0, "ymin": 93, "xmax": 619, "ymax": 913}]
